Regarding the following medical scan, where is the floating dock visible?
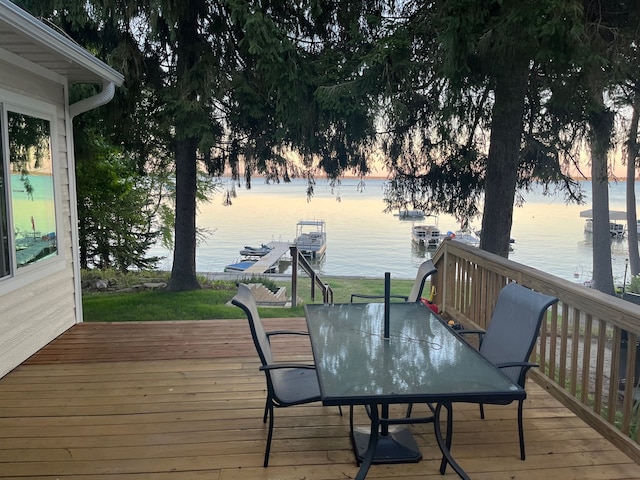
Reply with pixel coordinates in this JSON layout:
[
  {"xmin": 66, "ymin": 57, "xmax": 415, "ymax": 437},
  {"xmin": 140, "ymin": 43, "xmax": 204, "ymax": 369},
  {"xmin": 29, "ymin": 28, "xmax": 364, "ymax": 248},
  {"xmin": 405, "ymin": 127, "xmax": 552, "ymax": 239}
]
[{"xmin": 243, "ymin": 241, "xmax": 291, "ymax": 274}]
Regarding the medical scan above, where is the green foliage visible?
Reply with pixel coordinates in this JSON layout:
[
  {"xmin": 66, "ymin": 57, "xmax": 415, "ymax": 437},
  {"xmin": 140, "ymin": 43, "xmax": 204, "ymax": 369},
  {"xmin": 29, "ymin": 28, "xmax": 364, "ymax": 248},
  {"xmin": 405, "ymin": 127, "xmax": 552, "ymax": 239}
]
[
  {"xmin": 377, "ymin": 0, "xmax": 588, "ymax": 219},
  {"xmin": 628, "ymin": 275, "xmax": 640, "ymax": 294},
  {"xmin": 75, "ymin": 132, "xmax": 167, "ymax": 272},
  {"xmin": 18, "ymin": 0, "xmax": 640, "ymax": 284},
  {"xmin": 226, "ymin": 0, "xmax": 382, "ymax": 182}
]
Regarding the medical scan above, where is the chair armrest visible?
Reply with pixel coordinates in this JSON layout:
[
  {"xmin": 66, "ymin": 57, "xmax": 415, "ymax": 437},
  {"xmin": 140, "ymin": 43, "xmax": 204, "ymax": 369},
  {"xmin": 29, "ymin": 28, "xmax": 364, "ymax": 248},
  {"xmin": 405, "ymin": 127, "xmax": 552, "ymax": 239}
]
[
  {"xmin": 494, "ymin": 361, "xmax": 539, "ymax": 387},
  {"xmin": 494, "ymin": 361, "xmax": 539, "ymax": 370},
  {"xmin": 266, "ymin": 330, "xmax": 309, "ymax": 338},
  {"xmin": 260, "ymin": 363, "xmax": 316, "ymax": 371},
  {"xmin": 350, "ymin": 293, "xmax": 409, "ymax": 303},
  {"xmin": 457, "ymin": 329, "xmax": 485, "ymax": 346}
]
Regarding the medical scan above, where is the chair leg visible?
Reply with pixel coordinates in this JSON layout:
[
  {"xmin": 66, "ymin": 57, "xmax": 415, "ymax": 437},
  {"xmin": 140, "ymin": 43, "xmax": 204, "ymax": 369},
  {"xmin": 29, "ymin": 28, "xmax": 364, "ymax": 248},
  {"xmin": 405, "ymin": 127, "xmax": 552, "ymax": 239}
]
[
  {"xmin": 406, "ymin": 402, "xmax": 413, "ymax": 418},
  {"xmin": 517, "ymin": 399, "xmax": 525, "ymax": 460},
  {"xmin": 349, "ymin": 405, "xmax": 362, "ymax": 465},
  {"xmin": 264, "ymin": 402, "xmax": 275, "ymax": 467},
  {"xmin": 263, "ymin": 397, "xmax": 270, "ymax": 423},
  {"xmin": 436, "ymin": 402, "xmax": 455, "ymax": 475},
  {"xmin": 349, "ymin": 405, "xmax": 355, "ymax": 438},
  {"xmin": 479, "ymin": 403, "xmax": 485, "ymax": 419}
]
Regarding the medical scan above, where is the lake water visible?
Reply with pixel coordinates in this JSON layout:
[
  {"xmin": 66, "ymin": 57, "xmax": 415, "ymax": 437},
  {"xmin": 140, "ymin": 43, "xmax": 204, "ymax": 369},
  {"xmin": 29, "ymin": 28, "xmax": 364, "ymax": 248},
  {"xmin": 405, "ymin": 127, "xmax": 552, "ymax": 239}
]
[{"xmin": 152, "ymin": 178, "xmax": 639, "ymax": 285}]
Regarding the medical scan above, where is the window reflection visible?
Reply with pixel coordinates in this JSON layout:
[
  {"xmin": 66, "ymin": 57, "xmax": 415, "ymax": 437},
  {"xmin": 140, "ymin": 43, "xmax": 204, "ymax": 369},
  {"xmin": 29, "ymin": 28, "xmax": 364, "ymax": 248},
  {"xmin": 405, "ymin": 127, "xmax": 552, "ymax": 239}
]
[
  {"xmin": 0, "ymin": 120, "xmax": 8, "ymax": 278},
  {"xmin": 8, "ymin": 111, "xmax": 57, "ymax": 268}
]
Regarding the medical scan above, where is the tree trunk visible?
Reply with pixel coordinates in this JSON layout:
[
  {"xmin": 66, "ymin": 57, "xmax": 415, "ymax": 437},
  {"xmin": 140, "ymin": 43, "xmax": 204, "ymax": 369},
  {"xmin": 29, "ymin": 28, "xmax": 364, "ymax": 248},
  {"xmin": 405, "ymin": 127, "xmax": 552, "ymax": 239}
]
[
  {"xmin": 167, "ymin": 137, "xmax": 201, "ymax": 291},
  {"xmin": 588, "ymin": 86, "xmax": 615, "ymax": 295},
  {"xmin": 479, "ymin": 58, "xmax": 530, "ymax": 257},
  {"xmin": 166, "ymin": 6, "xmax": 201, "ymax": 292},
  {"xmin": 626, "ymin": 91, "xmax": 640, "ymax": 278}
]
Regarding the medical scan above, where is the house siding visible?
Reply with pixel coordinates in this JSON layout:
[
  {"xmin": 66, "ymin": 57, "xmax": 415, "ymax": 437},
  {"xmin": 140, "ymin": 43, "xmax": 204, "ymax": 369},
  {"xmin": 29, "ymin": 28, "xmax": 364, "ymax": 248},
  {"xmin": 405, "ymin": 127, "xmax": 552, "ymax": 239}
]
[{"xmin": 0, "ymin": 57, "xmax": 78, "ymax": 378}]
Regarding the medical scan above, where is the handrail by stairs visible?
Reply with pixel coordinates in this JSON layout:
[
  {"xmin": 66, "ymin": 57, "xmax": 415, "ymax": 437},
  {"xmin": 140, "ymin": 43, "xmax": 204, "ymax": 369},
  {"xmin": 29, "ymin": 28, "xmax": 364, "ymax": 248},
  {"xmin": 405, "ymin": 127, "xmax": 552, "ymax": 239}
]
[{"xmin": 289, "ymin": 246, "xmax": 333, "ymax": 306}]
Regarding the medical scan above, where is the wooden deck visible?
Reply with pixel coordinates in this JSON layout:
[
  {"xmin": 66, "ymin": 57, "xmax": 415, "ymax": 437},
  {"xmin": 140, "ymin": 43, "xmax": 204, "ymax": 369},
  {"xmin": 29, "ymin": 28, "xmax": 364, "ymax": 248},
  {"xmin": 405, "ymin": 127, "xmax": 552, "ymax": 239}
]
[{"xmin": 0, "ymin": 319, "xmax": 638, "ymax": 479}]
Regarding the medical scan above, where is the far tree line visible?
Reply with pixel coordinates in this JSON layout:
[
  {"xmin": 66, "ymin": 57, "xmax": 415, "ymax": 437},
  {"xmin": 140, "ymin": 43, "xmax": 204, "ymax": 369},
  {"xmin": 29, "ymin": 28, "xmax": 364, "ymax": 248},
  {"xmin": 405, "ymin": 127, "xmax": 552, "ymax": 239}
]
[{"xmin": 14, "ymin": 0, "xmax": 640, "ymax": 295}]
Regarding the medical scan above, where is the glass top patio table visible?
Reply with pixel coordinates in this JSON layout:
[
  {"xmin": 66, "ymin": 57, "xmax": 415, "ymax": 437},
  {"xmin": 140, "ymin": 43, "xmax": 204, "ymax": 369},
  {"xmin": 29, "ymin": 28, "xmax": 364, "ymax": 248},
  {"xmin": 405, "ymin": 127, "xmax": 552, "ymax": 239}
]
[
  {"xmin": 305, "ymin": 302, "xmax": 523, "ymax": 405},
  {"xmin": 304, "ymin": 302, "xmax": 525, "ymax": 479}
]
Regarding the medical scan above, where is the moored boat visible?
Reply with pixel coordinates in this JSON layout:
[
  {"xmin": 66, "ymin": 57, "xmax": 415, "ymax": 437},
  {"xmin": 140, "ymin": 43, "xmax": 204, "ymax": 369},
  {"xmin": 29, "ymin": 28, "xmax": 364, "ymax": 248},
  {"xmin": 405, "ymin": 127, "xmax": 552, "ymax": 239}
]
[
  {"xmin": 239, "ymin": 244, "xmax": 272, "ymax": 257},
  {"xmin": 224, "ymin": 260, "xmax": 257, "ymax": 273},
  {"xmin": 294, "ymin": 219, "xmax": 327, "ymax": 259},
  {"xmin": 224, "ymin": 259, "xmax": 277, "ymax": 273},
  {"xmin": 444, "ymin": 229, "xmax": 481, "ymax": 247},
  {"xmin": 412, "ymin": 224, "xmax": 441, "ymax": 248}
]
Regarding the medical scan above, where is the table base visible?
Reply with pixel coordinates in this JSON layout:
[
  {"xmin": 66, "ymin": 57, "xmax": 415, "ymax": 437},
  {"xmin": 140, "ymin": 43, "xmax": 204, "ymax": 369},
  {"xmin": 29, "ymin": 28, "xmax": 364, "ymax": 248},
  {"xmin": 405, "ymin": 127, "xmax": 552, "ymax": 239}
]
[{"xmin": 352, "ymin": 425, "xmax": 422, "ymax": 464}]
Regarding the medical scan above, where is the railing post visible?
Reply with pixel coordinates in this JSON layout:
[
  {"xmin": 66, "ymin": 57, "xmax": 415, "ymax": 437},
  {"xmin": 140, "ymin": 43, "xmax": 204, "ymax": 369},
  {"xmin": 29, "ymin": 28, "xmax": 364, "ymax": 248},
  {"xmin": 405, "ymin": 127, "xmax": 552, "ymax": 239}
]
[
  {"xmin": 441, "ymin": 240, "xmax": 449, "ymax": 314},
  {"xmin": 324, "ymin": 284, "xmax": 332, "ymax": 304},
  {"xmin": 290, "ymin": 246, "xmax": 298, "ymax": 307},
  {"xmin": 289, "ymin": 245, "xmax": 332, "ymax": 306}
]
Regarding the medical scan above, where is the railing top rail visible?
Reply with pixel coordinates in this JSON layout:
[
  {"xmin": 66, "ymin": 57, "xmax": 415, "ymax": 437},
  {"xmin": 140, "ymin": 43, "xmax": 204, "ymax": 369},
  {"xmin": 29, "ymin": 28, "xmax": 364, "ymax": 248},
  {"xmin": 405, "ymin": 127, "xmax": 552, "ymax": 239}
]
[
  {"xmin": 436, "ymin": 239, "xmax": 640, "ymax": 334},
  {"xmin": 289, "ymin": 246, "xmax": 332, "ymax": 305}
]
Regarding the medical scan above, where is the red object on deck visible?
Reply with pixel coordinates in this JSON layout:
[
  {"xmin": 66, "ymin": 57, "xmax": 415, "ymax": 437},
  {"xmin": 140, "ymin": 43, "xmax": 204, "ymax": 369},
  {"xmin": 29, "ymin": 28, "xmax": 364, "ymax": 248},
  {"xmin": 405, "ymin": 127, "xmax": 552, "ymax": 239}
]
[{"xmin": 420, "ymin": 298, "xmax": 439, "ymax": 313}]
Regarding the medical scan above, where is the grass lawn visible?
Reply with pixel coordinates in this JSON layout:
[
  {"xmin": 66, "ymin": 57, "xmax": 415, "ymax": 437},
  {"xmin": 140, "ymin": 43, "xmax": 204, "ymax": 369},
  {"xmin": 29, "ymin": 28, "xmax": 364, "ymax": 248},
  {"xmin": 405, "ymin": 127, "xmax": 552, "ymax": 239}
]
[{"xmin": 81, "ymin": 271, "xmax": 417, "ymax": 322}]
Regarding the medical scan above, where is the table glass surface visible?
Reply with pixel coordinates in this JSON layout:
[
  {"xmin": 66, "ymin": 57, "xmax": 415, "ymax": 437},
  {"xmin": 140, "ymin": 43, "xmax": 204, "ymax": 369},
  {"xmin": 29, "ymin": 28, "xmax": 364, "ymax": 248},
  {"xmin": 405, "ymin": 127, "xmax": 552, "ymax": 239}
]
[{"xmin": 305, "ymin": 302, "xmax": 523, "ymax": 405}]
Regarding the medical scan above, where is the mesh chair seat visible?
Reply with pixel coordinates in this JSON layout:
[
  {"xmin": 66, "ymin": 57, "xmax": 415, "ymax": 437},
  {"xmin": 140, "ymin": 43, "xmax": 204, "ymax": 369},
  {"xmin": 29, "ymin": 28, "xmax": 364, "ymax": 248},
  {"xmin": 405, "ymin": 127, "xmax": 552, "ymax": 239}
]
[{"xmin": 269, "ymin": 368, "xmax": 321, "ymax": 405}]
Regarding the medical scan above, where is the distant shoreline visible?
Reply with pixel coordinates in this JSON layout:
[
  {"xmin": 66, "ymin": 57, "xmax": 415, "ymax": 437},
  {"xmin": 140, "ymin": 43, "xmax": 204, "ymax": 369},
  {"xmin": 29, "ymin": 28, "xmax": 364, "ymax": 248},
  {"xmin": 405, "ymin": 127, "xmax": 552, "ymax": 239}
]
[{"xmin": 246, "ymin": 173, "xmax": 639, "ymax": 182}]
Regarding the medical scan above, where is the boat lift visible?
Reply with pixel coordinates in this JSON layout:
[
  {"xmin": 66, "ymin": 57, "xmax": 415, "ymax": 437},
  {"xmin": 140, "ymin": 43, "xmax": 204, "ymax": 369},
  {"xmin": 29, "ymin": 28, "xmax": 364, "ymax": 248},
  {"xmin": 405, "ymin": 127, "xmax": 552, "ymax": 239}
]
[{"xmin": 580, "ymin": 209, "xmax": 628, "ymax": 238}]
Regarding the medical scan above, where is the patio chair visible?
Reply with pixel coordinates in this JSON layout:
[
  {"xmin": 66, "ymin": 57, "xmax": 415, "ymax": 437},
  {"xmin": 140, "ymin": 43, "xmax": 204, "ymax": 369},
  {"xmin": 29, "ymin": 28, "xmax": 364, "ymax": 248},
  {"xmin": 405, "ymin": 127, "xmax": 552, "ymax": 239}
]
[
  {"xmin": 231, "ymin": 283, "xmax": 323, "ymax": 467},
  {"xmin": 454, "ymin": 282, "xmax": 558, "ymax": 460},
  {"xmin": 350, "ymin": 259, "xmax": 437, "ymax": 303}
]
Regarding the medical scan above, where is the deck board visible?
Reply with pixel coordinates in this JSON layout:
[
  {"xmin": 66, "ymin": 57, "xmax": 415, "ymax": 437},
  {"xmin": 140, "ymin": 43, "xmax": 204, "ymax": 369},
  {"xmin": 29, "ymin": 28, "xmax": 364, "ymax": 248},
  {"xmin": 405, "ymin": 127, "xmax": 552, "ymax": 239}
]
[{"xmin": 0, "ymin": 319, "xmax": 637, "ymax": 479}]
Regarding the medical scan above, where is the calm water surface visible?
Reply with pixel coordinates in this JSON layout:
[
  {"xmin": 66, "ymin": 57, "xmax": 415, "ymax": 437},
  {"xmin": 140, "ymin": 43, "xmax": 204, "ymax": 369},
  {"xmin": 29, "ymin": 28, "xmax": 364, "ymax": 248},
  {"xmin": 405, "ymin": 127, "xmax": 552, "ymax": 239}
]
[{"xmin": 153, "ymin": 178, "xmax": 639, "ymax": 285}]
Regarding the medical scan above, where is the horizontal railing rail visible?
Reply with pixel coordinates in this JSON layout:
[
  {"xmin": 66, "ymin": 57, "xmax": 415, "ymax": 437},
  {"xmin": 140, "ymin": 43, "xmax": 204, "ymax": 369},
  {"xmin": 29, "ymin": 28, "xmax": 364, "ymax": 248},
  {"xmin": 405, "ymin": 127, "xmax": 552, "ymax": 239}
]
[
  {"xmin": 289, "ymin": 246, "xmax": 333, "ymax": 306},
  {"xmin": 432, "ymin": 239, "xmax": 640, "ymax": 463}
]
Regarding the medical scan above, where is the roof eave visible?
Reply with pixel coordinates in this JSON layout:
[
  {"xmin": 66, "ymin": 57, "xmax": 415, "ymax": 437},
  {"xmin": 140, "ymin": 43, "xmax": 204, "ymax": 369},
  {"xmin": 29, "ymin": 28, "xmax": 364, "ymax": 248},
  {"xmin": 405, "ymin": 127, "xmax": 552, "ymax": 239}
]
[{"xmin": 0, "ymin": 0, "xmax": 124, "ymax": 86}]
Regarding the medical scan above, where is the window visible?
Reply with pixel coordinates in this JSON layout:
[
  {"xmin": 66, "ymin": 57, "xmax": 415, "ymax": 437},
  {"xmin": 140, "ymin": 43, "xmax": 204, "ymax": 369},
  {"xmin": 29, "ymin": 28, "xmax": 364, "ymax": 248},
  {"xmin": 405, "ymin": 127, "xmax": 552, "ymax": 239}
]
[
  {"xmin": 0, "ymin": 102, "xmax": 59, "ymax": 280},
  {"xmin": 0, "ymin": 123, "xmax": 7, "ymax": 277}
]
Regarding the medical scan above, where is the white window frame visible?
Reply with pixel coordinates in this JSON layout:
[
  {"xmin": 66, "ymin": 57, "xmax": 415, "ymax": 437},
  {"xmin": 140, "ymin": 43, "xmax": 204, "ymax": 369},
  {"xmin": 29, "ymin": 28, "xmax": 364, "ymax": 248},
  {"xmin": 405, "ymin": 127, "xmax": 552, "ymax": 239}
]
[{"xmin": 0, "ymin": 88, "xmax": 65, "ymax": 295}]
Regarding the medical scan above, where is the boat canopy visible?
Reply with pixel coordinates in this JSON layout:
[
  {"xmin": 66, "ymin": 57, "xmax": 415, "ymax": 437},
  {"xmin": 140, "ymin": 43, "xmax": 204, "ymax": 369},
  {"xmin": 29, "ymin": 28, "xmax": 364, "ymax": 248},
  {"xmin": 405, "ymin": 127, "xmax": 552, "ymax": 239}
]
[{"xmin": 579, "ymin": 209, "xmax": 627, "ymax": 221}]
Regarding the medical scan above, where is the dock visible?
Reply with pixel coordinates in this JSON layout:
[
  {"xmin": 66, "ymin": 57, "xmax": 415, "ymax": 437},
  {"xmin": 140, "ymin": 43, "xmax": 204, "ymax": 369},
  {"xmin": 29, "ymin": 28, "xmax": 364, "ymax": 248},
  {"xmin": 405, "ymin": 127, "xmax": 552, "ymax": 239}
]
[
  {"xmin": 16, "ymin": 238, "xmax": 57, "ymax": 266},
  {"xmin": 243, "ymin": 241, "xmax": 291, "ymax": 274}
]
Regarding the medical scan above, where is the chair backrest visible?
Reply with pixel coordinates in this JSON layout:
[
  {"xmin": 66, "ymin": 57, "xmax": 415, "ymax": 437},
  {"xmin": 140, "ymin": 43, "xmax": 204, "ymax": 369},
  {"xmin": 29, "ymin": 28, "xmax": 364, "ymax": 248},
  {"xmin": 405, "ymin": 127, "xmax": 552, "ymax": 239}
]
[
  {"xmin": 480, "ymin": 283, "xmax": 558, "ymax": 386},
  {"xmin": 231, "ymin": 284, "xmax": 273, "ymax": 366},
  {"xmin": 407, "ymin": 259, "xmax": 437, "ymax": 302}
]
